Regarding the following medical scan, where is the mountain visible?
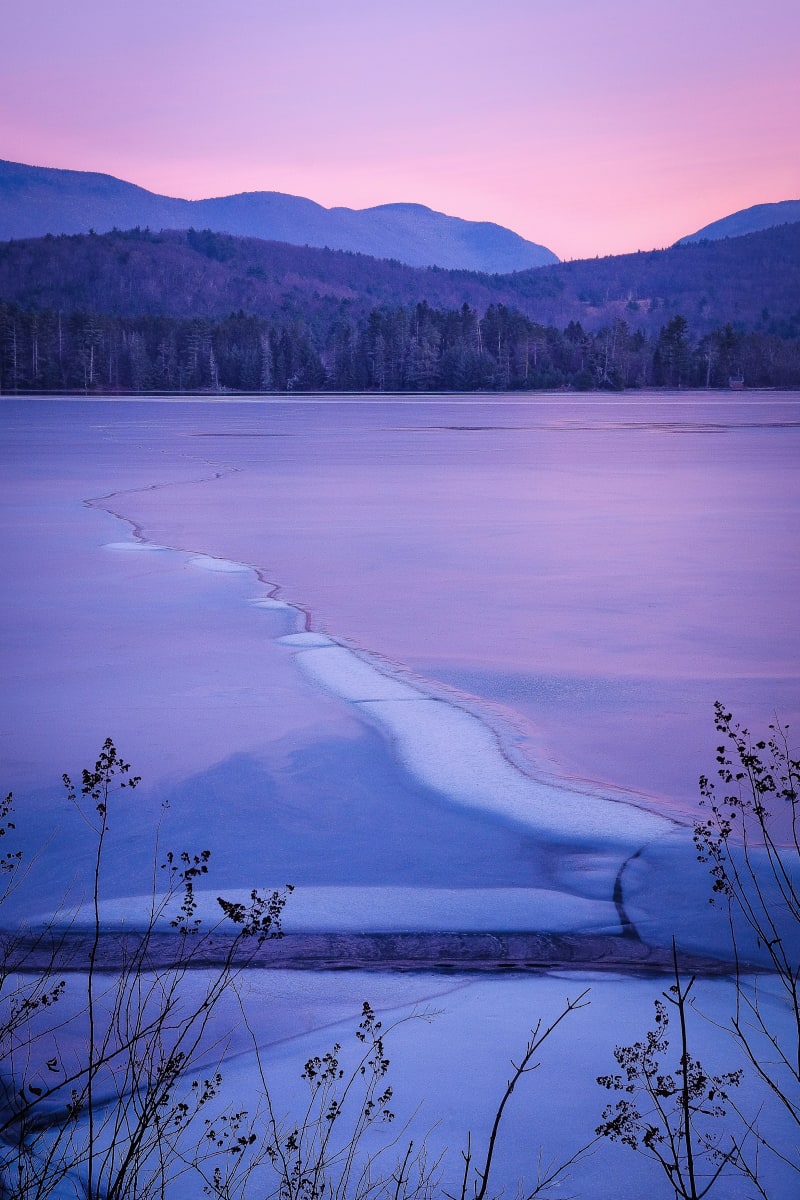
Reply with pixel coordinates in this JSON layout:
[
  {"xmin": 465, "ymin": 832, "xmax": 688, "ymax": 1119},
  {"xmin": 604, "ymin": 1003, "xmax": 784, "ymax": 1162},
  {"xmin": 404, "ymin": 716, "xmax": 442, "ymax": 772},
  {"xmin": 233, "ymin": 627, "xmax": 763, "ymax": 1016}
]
[
  {"xmin": 0, "ymin": 159, "xmax": 558, "ymax": 273},
  {"xmin": 679, "ymin": 199, "xmax": 800, "ymax": 244},
  {"xmin": 3, "ymin": 221, "xmax": 798, "ymax": 337}
]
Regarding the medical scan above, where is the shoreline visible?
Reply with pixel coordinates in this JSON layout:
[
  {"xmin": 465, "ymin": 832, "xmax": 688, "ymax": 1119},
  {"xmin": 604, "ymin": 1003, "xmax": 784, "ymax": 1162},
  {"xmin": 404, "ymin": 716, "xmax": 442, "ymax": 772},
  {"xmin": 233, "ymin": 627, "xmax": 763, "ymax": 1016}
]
[{"xmin": 1, "ymin": 928, "xmax": 748, "ymax": 976}]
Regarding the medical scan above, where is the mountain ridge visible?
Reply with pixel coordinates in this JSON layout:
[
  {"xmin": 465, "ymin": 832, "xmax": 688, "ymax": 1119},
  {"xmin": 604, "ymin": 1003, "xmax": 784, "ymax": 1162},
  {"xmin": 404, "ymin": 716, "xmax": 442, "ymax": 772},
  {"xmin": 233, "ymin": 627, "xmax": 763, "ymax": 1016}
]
[
  {"xmin": 0, "ymin": 158, "xmax": 558, "ymax": 274},
  {"xmin": 2, "ymin": 220, "xmax": 799, "ymax": 338},
  {"xmin": 679, "ymin": 199, "xmax": 800, "ymax": 244}
]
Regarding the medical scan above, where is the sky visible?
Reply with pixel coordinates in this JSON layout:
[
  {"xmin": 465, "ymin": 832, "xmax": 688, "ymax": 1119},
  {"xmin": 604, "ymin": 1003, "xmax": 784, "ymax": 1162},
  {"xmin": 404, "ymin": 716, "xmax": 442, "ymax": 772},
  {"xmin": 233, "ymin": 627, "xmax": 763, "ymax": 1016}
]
[{"xmin": 1, "ymin": 0, "xmax": 798, "ymax": 260}]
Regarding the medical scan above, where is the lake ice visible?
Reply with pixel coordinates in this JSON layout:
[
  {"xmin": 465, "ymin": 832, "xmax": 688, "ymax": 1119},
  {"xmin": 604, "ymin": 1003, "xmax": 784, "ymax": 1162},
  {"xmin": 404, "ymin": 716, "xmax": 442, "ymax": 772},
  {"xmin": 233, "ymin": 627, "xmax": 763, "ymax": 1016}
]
[{"xmin": 1, "ymin": 394, "xmax": 798, "ymax": 1196}]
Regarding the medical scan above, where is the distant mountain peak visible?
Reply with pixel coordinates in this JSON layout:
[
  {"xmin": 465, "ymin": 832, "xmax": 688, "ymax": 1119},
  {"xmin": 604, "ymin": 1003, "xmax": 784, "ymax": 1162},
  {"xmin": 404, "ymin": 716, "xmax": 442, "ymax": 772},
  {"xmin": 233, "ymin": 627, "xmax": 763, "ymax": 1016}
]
[
  {"xmin": 679, "ymin": 199, "xmax": 800, "ymax": 244},
  {"xmin": 363, "ymin": 202, "xmax": 435, "ymax": 214},
  {"xmin": 0, "ymin": 158, "xmax": 558, "ymax": 272}
]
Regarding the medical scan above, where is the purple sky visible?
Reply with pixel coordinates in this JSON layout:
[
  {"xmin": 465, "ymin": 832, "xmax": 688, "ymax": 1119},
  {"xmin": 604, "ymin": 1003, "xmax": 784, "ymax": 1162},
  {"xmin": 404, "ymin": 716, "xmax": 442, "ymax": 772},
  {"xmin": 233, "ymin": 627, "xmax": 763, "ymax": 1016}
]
[{"xmin": 2, "ymin": 0, "xmax": 798, "ymax": 259}]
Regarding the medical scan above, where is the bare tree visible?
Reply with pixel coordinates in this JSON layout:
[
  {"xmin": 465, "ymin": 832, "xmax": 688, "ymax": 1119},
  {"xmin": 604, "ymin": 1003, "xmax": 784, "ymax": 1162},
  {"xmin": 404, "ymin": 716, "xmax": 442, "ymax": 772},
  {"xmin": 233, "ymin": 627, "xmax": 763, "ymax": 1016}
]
[
  {"xmin": 693, "ymin": 703, "xmax": 800, "ymax": 1176},
  {"xmin": 452, "ymin": 989, "xmax": 593, "ymax": 1200},
  {"xmin": 596, "ymin": 947, "xmax": 748, "ymax": 1200},
  {"xmin": 0, "ymin": 739, "xmax": 292, "ymax": 1199},
  {"xmin": 1, "ymin": 742, "xmax": 593, "ymax": 1200},
  {"xmin": 596, "ymin": 704, "xmax": 800, "ymax": 1197}
]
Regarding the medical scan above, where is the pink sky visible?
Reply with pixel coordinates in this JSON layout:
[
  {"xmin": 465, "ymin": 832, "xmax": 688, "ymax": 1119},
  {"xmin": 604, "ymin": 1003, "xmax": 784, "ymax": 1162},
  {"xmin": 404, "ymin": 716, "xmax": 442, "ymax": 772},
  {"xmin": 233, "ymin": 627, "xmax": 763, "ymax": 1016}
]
[{"xmin": 1, "ymin": 0, "xmax": 798, "ymax": 259}]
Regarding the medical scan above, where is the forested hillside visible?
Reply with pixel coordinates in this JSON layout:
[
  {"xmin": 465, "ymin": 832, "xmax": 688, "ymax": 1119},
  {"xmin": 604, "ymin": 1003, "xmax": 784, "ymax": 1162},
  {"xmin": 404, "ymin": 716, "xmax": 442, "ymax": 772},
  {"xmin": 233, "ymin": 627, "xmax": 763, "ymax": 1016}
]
[
  {"xmin": 1, "ymin": 224, "xmax": 799, "ymax": 392},
  {"xmin": 2, "ymin": 222, "xmax": 799, "ymax": 336},
  {"xmin": 0, "ymin": 228, "xmax": 529, "ymax": 323}
]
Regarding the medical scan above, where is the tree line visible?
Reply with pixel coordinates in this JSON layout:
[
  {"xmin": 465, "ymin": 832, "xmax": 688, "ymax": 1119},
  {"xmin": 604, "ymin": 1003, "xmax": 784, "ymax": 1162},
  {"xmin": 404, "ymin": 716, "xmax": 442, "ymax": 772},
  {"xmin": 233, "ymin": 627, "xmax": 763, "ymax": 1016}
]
[{"xmin": 1, "ymin": 299, "xmax": 799, "ymax": 394}]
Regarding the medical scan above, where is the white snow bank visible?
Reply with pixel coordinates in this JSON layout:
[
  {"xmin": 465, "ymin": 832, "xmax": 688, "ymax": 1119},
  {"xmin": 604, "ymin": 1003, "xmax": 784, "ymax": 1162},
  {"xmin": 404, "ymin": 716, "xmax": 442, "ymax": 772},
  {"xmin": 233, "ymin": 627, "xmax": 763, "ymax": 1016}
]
[
  {"xmin": 277, "ymin": 632, "xmax": 337, "ymax": 647},
  {"xmin": 64, "ymin": 886, "xmax": 621, "ymax": 935},
  {"xmin": 188, "ymin": 554, "xmax": 252, "ymax": 572},
  {"xmin": 248, "ymin": 596, "xmax": 294, "ymax": 611},
  {"xmin": 291, "ymin": 643, "xmax": 674, "ymax": 848},
  {"xmin": 298, "ymin": 645, "xmax": 424, "ymax": 701}
]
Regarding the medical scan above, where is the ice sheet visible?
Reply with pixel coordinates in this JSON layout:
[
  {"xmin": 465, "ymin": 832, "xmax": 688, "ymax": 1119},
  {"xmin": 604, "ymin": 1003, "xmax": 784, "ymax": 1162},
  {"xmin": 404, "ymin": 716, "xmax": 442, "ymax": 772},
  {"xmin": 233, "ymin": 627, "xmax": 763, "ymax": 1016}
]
[
  {"xmin": 292, "ymin": 641, "xmax": 674, "ymax": 846},
  {"xmin": 62, "ymin": 885, "xmax": 622, "ymax": 935},
  {"xmin": 188, "ymin": 553, "xmax": 252, "ymax": 572},
  {"xmin": 109, "ymin": 394, "xmax": 800, "ymax": 816},
  {"xmin": 25, "ymin": 968, "xmax": 785, "ymax": 1200},
  {"xmin": 623, "ymin": 828, "xmax": 800, "ymax": 967},
  {"xmin": 5, "ymin": 395, "xmax": 795, "ymax": 942},
  {"xmin": 7, "ymin": 968, "xmax": 795, "ymax": 1199},
  {"xmin": 2, "ymin": 396, "xmax": 799, "ymax": 1200}
]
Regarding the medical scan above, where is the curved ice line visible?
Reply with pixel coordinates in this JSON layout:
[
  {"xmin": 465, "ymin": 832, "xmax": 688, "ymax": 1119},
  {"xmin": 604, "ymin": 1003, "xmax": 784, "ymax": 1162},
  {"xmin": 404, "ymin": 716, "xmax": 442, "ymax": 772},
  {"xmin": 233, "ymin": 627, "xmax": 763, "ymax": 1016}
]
[
  {"xmin": 87, "ymin": 459, "xmax": 680, "ymax": 857},
  {"xmin": 290, "ymin": 644, "xmax": 675, "ymax": 849},
  {"xmin": 86, "ymin": 459, "xmax": 316, "ymax": 630}
]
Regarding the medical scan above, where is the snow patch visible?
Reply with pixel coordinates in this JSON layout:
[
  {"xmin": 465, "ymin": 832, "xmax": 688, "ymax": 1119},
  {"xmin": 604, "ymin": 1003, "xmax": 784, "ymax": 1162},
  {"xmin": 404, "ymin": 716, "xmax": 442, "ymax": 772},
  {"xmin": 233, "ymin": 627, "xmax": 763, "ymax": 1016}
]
[
  {"xmin": 277, "ymin": 632, "xmax": 337, "ymax": 648},
  {"xmin": 188, "ymin": 555, "xmax": 251, "ymax": 573},
  {"xmin": 291, "ymin": 642, "xmax": 674, "ymax": 848},
  {"xmin": 249, "ymin": 597, "xmax": 294, "ymax": 611},
  {"xmin": 72, "ymin": 886, "xmax": 621, "ymax": 935}
]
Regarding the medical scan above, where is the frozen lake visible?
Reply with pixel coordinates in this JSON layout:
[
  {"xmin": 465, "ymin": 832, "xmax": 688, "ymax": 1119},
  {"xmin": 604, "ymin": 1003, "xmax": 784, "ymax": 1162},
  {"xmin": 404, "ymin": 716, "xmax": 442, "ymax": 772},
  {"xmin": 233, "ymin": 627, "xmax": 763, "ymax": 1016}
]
[{"xmin": 1, "ymin": 393, "xmax": 798, "ymax": 1196}]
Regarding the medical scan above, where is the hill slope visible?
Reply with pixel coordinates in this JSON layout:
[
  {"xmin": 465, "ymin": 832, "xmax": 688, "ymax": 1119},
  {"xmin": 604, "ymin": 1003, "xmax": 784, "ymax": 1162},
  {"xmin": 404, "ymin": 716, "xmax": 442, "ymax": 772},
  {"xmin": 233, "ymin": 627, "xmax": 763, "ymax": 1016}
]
[
  {"xmin": 2, "ymin": 222, "xmax": 799, "ymax": 338},
  {"xmin": 679, "ymin": 199, "xmax": 800, "ymax": 244},
  {"xmin": 0, "ymin": 159, "xmax": 557, "ymax": 273},
  {"xmin": 3, "ymin": 227, "xmax": 800, "ymax": 393}
]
